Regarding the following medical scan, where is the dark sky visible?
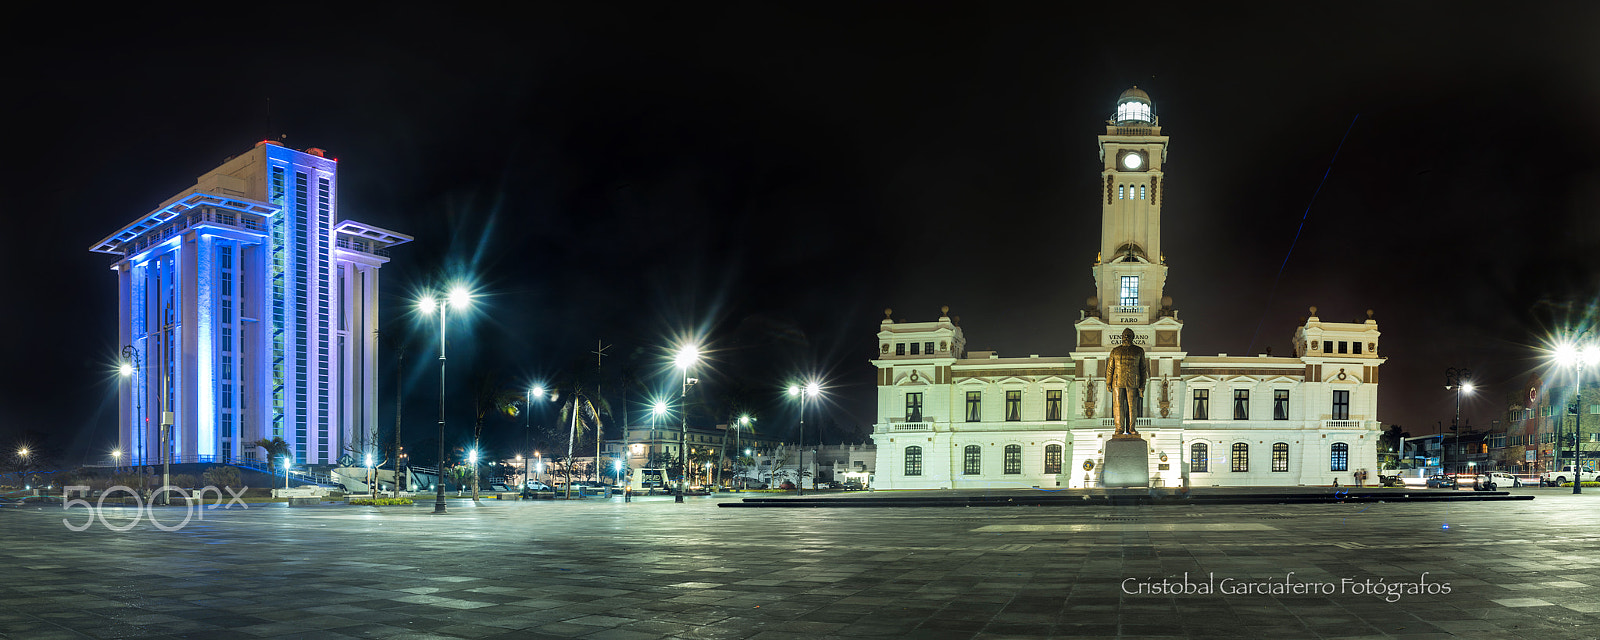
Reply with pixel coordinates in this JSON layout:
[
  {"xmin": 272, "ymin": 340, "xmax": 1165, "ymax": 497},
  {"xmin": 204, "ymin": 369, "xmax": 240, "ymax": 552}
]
[{"xmin": 6, "ymin": 4, "xmax": 1600, "ymax": 465}]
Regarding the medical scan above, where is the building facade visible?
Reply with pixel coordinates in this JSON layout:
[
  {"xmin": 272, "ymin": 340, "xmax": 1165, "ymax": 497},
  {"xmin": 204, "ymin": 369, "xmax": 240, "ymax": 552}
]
[
  {"xmin": 1492, "ymin": 376, "xmax": 1600, "ymax": 475},
  {"xmin": 870, "ymin": 88, "xmax": 1386, "ymax": 489},
  {"xmin": 92, "ymin": 141, "xmax": 410, "ymax": 467}
]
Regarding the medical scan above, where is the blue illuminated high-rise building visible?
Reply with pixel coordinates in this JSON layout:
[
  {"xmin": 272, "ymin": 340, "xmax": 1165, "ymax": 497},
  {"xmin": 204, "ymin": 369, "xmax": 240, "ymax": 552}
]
[{"xmin": 91, "ymin": 141, "xmax": 410, "ymax": 467}]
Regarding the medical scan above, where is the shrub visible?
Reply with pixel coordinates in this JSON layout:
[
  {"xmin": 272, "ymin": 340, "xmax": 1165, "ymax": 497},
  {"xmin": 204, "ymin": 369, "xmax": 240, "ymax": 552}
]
[
  {"xmin": 202, "ymin": 467, "xmax": 242, "ymax": 488},
  {"xmin": 350, "ymin": 497, "xmax": 413, "ymax": 506}
]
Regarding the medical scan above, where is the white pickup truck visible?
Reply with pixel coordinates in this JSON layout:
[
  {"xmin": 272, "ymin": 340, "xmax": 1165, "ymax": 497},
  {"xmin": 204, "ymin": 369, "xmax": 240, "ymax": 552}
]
[{"xmin": 1540, "ymin": 466, "xmax": 1600, "ymax": 486}]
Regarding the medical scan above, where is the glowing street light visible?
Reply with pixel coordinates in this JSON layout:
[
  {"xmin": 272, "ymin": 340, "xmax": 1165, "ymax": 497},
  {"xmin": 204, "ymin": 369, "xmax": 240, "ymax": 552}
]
[
  {"xmin": 1553, "ymin": 336, "xmax": 1600, "ymax": 495},
  {"xmin": 418, "ymin": 283, "xmax": 475, "ymax": 514},
  {"xmin": 524, "ymin": 384, "xmax": 546, "ymax": 490},
  {"xmin": 119, "ymin": 344, "xmax": 143, "ymax": 473},
  {"xmin": 111, "ymin": 448, "xmax": 122, "ymax": 472},
  {"xmin": 1443, "ymin": 367, "xmax": 1473, "ymax": 479},
  {"xmin": 673, "ymin": 344, "xmax": 701, "ymax": 502},
  {"xmin": 788, "ymin": 381, "xmax": 822, "ymax": 495},
  {"xmin": 282, "ymin": 456, "xmax": 292, "ymax": 491},
  {"xmin": 727, "ymin": 414, "xmax": 754, "ymax": 490}
]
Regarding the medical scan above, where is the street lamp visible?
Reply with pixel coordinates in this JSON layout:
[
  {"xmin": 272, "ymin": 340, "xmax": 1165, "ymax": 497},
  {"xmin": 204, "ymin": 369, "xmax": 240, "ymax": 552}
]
[
  {"xmin": 468, "ymin": 449, "xmax": 479, "ymax": 502},
  {"xmin": 366, "ymin": 452, "xmax": 375, "ymax": 495},
  {"xmin": 614, "ymin": 459, "xmax": 624, "ymax": 486},
  {"xmin": 728, "ymin": 414, "xmax": 753, "ymax": 490},
  {"xmin": 111, "ymin": 448, "xmax": 121, "ymax": 472},
  {"xmin": 1554, "ymin": 336, "xmax": 1600, "ymax": 495},
  {"xmin": 673, "ymin": 345, "xmax": 701, "ymax": 503},
  {"xmin": 1444, "ymin": 368, "xmax": 1473, "ymax": 478},
  {"xmin": 788, "ymin": 381, "xmax": 822, "ymax": 495},
  {"xmin": 282, "ymin": 456, "xmax": 292, "ymax": 491},
  {"xmin": 420, "ymin": 284, "xmax": 473, "ymax": 514},
  {"xmin": 119, "ymin": 344, "xmax": 145, "ymax": 478},
  {"xmin": 525, "ymin": 384, "xmax": 545, "ymax": 488}
]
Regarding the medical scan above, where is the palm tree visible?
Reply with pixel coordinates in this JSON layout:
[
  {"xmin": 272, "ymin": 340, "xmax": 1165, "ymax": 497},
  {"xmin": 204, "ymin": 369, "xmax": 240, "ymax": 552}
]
[
  {"xmin": 253, "ymin": 437, "xmax": 292, "ymax": 469},
  {"xmin": 470, "ymin": 371, "xmax": 520, "ymax": 501},
  {"xmin": 556, "ymin": 383, "xmax": 609, "ymax": 499}
]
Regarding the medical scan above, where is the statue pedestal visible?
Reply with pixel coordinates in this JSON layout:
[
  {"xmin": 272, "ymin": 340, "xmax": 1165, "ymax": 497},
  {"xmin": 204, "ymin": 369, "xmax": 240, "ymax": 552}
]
[{"xmin": 1103, "ymin": 437, "xmax": 1150, "ymax": 488}]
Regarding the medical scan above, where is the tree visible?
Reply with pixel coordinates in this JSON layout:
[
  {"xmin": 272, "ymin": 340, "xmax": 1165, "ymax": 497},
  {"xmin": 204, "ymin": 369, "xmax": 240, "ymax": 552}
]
[
  {"xmin": 1378, "ymin": 425, "xmax": 1409, "ymax": 470},
  {"xmin": 470, "ymin": 371, "xmax": 520, "ymax": 502},
  {"xmin": 557, "ymin": 383, "xmax": 609, "ymax": 499},
  {"xmin": 254, "ymin": 437, "xmax": 292, "ymax": 469}
]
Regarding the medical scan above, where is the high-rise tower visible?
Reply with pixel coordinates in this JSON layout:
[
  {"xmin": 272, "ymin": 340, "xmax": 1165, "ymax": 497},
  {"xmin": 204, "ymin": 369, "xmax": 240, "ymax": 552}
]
[{"xmin": 91, "ymin": 141, "xmax": 410, "ymax": 467}]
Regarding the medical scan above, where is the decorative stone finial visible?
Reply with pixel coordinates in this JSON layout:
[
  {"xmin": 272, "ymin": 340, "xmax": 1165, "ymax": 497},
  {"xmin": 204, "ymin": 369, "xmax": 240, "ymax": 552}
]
[
  {"xmin": 884, "ymin": 308, "xmax": 893, "ymax": 319},
  {"xmin": 1087, "ymin": 296, "xmax": 1099, "ymax": 309},
  {"xmin": 1309, "ymin": 306, "xmax": 1318, "ymax": 316},
  {"xmin": 940, "ymin": 305, "xmax": 950, "ymax": 316},
  {"xmin": 1366, "ymin": 309, "xmax": 1374, "ymax": 319},
  {"xmin": 1161, "ymin": 295, "xmax": 1173, "ymax": 309}
]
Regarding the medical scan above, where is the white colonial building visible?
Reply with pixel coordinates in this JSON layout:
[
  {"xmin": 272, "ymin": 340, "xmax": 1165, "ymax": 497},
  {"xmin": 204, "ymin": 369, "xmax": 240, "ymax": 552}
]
[{"xmin": 870, "ymin": 88, "xmax": 1385, "ymax": 489}]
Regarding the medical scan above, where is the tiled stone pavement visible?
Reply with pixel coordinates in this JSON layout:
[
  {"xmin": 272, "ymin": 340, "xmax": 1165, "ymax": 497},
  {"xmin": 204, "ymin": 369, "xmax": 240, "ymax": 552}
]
[{"xmin": 2, "ymin": 487, "xmax": 1600, "ymax": 639}]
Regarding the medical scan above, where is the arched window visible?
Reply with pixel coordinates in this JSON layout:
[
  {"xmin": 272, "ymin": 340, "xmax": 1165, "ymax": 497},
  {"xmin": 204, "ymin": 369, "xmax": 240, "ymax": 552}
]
[
  {"xmin": 1231, "ymin": 443, "xmax": 1249, "ymax": 472},
  {"xmin": 1003, "ymin": 444, "xmax": 1022, "ymax": 474},
  {"xmin": 963, "ymin": 445, "xmax": 982, "ymax": 475},
  {"xmin": 1044, "ymin": 444, "xmax": 1063, "ymax": 474},
  {"xmin": 1190, "ymin": 443, "xmax": 1208, "ymax": 473},
  {"xmin": 904, "ymin": 446, "xmax": 923, "ymax": 477},
  {"xmin": 1119, "ymin": 185, "xmax": 1125, "ymax": 200},
  {"xmin": 1271, "ymin": 442, "xmax": 1289, "ymax": 472},
  {"xmin": 1140, "ymin": 184, "xmax": 1146, "ymax": 199},
  {"xmin": 1331, "ymin": 443, "xmax": 1349, "ymax": 472}
]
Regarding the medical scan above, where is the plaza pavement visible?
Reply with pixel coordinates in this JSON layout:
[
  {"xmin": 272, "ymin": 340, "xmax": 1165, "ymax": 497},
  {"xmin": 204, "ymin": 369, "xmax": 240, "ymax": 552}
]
[{"xmin": 2, "ymin": 487, "xmax": 1599, "ymax": 639}]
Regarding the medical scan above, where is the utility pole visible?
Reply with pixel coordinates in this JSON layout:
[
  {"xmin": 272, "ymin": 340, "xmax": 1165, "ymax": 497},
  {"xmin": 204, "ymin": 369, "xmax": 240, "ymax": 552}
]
[{"xmin": 591, "ymin": 340, "xmax": 610, "ymax": 484}]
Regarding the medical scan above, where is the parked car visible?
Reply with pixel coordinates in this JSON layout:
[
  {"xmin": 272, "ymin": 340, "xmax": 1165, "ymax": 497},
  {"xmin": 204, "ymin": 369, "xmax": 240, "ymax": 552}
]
[
  {"xmin": 1485, "ymin": 472, "xmax": 1520, "ymax": 488},
  {"xmin": 841, "ymin": 480, "xmax": 866, "ymax": 491},
  {"xmin": 1425, "ymin": 474, "xmax": 1456, "ymax": 489},
  {"xmin": 1540, "ymin": 466, "xmax": 1600, "ymax": 487}
]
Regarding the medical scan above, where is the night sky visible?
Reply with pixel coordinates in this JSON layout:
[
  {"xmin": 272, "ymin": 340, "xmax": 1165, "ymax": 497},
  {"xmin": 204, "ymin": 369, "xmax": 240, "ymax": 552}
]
[{"xmin": 6, "ymin": 4, "xmax": 1600, "ymax": 466}]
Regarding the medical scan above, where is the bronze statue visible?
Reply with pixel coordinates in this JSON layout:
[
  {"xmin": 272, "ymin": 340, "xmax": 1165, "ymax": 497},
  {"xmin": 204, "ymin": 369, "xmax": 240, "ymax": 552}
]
[{"xmin": 1105, "ymin": 328, "xmax": 1147, "ymax": 437}]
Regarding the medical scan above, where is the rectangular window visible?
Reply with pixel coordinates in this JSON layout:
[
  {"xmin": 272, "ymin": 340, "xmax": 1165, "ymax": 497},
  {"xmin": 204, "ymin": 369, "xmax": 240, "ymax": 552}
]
[
  {"xmin": 1353, "ymin": 342, "xmax": 1363, "ymax": 355},
  {"xmin": 1190, "ymin": 443, "xmax": 1209, "ymax": 473},
  {"xmin": 1044, "ymin": 444, "xmax": 1062, "ymax": 474},
  {"xmin": 909, "ymin": 342, "xmax": 920, "ymax": 355},
  {"xmin": 1193, "ymin": 389, "xmax": 1209, "ymax": 420},
  {"xmin": 905, "ymin": 392, "xmax": 923, "ymax": 422},
  {"xmin": 1231, "ymin": 443, "xmax": 1248, "ymax": 472},
  {"xmin": 895, "ymin": 343, "xmax": 905, "ymax": 356},
  {"xmin": 1273, "ymin": 390, "xmax": 1289, "ymax": 420},
  {"xmin": 1005, "ymin": 390, "xmax": 1022, "ymax": 421},
  {"xmin": 1119, "ymin": 275, "xmax": 1139, "ymax": 307},
  {"xmin": 1323, "ymin": 341, "xmax": 1333, "ymax": 353},
  {"xmin": 1045, "ymin": 390, "xmax": 1062, "ymax": 421},
  {"xmin": 1271, "ymin": 443, "xmax": 1289, "ymax": 472},
  {"xmin": 1233, "ymin": 390, "xmax": 1249, "ymax": 420},
  {"xmin": 1332, "ymin": 390, "xmax": 1350, "ymax": 421},
  {"xmin": 1338, "ymin": 341, "xmax": 1348, "ymax": 354},
  {"xmin": 925, "ymin": 341, "xmax": 935, "ymax": 355},
  {"xmin": 1331, "ymin": 443, "xmax": 1349, "ymax": 472},
  {"xmin": 965, "ymin": 392, "xmax": 981, "ymax": 422},
  {"xmin": 904, "ymin": 447, "xmax": 922, "ymax": 476}
]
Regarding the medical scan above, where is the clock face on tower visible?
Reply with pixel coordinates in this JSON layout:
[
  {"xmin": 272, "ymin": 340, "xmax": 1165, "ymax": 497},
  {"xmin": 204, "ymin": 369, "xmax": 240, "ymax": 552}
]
[{"xmin": 1121, "ymin": 151, "xmax": 1144, "ymax": 170}]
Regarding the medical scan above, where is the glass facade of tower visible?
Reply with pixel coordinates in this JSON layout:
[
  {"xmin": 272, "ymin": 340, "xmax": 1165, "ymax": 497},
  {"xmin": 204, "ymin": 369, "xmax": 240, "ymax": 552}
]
[{"xmin": 92, "ymin": 142, "xmax": 410, "ymax": 468}]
